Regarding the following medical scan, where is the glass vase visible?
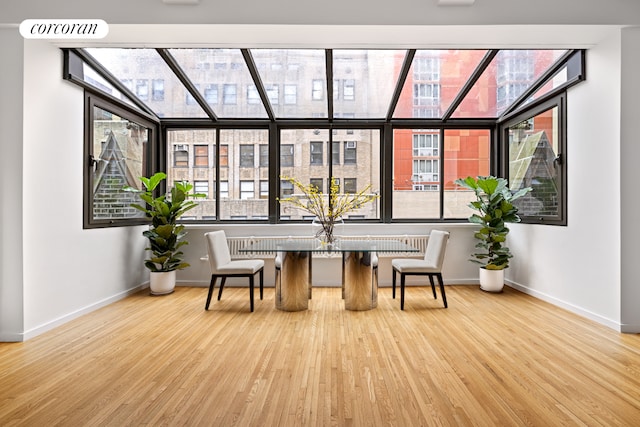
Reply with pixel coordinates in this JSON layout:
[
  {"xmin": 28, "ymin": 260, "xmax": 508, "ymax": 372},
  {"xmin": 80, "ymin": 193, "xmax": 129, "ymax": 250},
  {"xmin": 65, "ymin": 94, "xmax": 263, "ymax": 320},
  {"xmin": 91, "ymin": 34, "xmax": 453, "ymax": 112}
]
[{"xmin": 311, "ymin": 216, "xmax": 343, "ymax": 247}]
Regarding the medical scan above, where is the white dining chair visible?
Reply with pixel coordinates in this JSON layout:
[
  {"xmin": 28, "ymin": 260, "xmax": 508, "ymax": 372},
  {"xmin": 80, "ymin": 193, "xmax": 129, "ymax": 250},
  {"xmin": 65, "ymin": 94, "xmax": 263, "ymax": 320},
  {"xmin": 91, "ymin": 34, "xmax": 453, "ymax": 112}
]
[
  {"xmin": 391, "ymin": 230, "xmax": 450, "ymax": 310},
  {"xmin": 204, "ymin": 230, "xmax": 264, "ymax": 312}
]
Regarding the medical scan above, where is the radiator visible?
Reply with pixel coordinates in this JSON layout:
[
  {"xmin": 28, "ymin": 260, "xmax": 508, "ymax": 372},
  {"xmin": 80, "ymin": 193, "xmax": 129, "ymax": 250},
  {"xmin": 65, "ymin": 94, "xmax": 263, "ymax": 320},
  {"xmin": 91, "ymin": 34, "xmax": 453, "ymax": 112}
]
[{"xmin": 225, "ymin": 235, "xmax": 428, "ymax": 259}]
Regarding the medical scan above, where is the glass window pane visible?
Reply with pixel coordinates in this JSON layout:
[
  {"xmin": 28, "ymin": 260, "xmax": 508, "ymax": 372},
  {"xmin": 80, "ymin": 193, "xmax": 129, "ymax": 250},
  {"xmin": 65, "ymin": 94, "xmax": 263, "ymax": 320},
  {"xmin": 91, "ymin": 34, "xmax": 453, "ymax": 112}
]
[
  {"xmin": 219, "ymin": 129, "xmax": 269, "ymax": 220},
  {"xmin": 194, "ymin": 144, "xmax": 208, "ymax": 167},
  {"xmin": 86, "ymin": 48, "xmax": 208, "ymax": 118},
  {"xmin": 452, "ymin": 50, "xmax": 568, "ymax": 118},
  {"xmin": 259, "ymin": 144, "xmax": 269, "ymax": 167},
  {"xmin": 395, "ymin": 50, "xmax": 488, "ymax": 119},
  {"xmin": 194, "ymin": 180, "xmax": 209, "ymax": 197},
  {"xmin": 333, "ymin": 50, "xmax": 405, "ymax": 118},
  {"xmin": 91, "ymin": 105, "xmax": 148, "ymax": 222},
  {"xmin": 81, "ymin": 64, "xmax": 138, "ymax": 108},
  {"xmin": 310, "ymin": 141, "xmax": 324, "ymax": 165},
  {"xmin": 166, "ymin": 129, "xmax": 216, "ymax": 220},
  {"xmin": 443, "ymin": 129, "xmax": 491, "ymax": 218},
  {"xmin": 240, "ymin": 144, "xmax": 254, "ymax": 167},
  {"xmin": 392, "ymin": 129, "xmax": 441, "ymax": 219},
  {"xmin": 251, "ymin": 49, "xmax": 328, "ymax": 118},
  {"xmin": 168, "ymin": 48, "xmax": 268, "ymax": 118},
  {"xmin": 509, "ymin": 106, "xmax": 560, "ymax": 217},
  {"xmin": 280, "ymin": 129, "xmax": 380, "ymax": 220}
]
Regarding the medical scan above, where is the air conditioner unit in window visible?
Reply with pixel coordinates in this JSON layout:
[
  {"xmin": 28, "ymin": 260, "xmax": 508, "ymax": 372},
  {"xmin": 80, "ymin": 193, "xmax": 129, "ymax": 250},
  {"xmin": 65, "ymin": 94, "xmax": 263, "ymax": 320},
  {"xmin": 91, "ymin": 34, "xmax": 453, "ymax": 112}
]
[{"xmin": 346, "ymin": 141, "xmax": 357, "ymax": 149}]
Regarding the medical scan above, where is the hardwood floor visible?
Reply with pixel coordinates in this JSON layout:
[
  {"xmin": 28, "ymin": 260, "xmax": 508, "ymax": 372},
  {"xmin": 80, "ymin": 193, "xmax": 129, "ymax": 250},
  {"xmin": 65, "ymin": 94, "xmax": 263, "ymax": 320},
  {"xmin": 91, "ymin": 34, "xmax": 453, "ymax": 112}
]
[{"xmin": 1, "ymin": 286, "xmax": 639, "ymax": 426}]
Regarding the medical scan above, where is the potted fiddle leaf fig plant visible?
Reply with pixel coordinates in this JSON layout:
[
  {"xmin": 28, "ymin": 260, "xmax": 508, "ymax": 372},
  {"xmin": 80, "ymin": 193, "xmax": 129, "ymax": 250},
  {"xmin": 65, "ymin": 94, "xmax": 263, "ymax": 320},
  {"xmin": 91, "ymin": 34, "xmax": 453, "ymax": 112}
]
[
  {"xmin": 124, "ymin": 172, "xmax": 205, "ymax": 295},
  {"xmin": 454, "ymin": 175, "xmax": 531, "ymax": 292}
]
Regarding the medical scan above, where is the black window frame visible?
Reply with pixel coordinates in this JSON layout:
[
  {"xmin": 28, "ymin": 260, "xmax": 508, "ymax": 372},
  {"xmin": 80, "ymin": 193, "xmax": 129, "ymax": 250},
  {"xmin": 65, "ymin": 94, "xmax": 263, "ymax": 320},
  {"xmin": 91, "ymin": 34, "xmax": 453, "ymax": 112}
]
[
  {"xmin": 499, "ymin": 93, "xmax": 567, "ymax": 226},
  {"xmin": 83, "ymin": 91, "xmax": 159, "ymax": 229},
  {"xmin": 67, "ymin": 48, "xmax": 582, "ymax": 228}
]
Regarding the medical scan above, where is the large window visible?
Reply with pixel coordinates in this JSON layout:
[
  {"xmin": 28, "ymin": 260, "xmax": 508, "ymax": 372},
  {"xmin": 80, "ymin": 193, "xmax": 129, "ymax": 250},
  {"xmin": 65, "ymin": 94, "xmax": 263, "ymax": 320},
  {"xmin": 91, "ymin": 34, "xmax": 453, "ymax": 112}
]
[
  {"xmin": 70, "ymin": 48, "xmax": 581, "ymax": 227},
  {"xmin": 393, "ymin": 128, "xmax": 491, "ymax": 220},
  {"xmin": 280, "ymin": 128, "xmax": 380, "ymax": 221},
  {"xmin": 502, "ymin": 95, "xmax": 566, "ymax": 225},
  {"xmin": 84, "ymin": 94, "xmax": 155, "ymax": 228}
]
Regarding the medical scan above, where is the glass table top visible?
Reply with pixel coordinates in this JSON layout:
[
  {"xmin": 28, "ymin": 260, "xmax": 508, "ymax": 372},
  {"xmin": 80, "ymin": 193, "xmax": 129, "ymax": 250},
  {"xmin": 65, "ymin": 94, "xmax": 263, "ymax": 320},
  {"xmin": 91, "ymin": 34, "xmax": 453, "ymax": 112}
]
[{"xmin": 238, "ymin": 238, "xmax": 419, "ymax": 254}]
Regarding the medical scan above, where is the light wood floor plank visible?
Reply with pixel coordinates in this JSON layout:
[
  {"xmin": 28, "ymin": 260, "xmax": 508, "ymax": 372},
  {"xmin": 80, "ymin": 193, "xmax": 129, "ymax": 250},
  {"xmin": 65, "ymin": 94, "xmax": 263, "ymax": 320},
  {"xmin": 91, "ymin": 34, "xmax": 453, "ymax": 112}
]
[{"xmin": 1, "ymin": 285, "xmax": 639, "ymax": 426}]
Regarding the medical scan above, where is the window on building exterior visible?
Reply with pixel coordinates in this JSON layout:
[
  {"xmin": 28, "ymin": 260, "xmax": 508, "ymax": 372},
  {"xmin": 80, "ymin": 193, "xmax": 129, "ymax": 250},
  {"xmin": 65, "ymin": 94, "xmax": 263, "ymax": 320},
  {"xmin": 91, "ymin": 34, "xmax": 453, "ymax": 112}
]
[
  {"xmin": 310, "ymin": 178, "xmax": 323, "ymax": 192},
  {"xmin": 240, "ymin": 181, "xmax": 255, "ymax": 200},
  {"xmin": 194, "ymin": 145, "xmax": 208, "ymax": 168},
  {"xmin": 247, "ymin": 85, "xmax": 260, "ymax": 104},
  {"xmin": 267, "ymin": 84, "xmax": 279, "ymax": 105},
  {"xmin": 312, "ymin": 79, "xmax": 324, "ymax": 100},
  {"xmin": 331, "ymin": 141, "xmax": 340, "ymax": 165},
  {"xmin": 223, "ymin": 84, "xmax": 237, "ymax": 104},
  {"xmin": 413, "ymin": 134, "xmax": 439, "ymax": 156},
  {"xmin": 195, "ymin": 180, "xmax": 209, "ymax": 198},
  {"xmin": 219, "ymin": 144, "xmax": 229, "ymax": 167},
  {"xmin": 259, "ymin": 144, "xmax": 269, "ymax": 167},
  {"xmin": 281, "ymin": 144, "xmax": 294, "ymax": 167},
  {"xmin": 219, "ymin": 181, "xmax": 229, "ymax": 198},
  {"xmin": 136, "ymin": 79, "xmax": 148, "ymax": 101},
  {"xmin": 174, "ymin": 144, "xmax": 189, "ymax": 167},
  {"xmin": 151, "ymin": 79, "xmax": 164, "ymax": 101},
  {"xmin": 280, "ymin": 179, "xmax": 294, "ymax": 197},
  {"xmin": 344, "ymin": 141, "xmax": 357, "ymax": 164},
  {"xmin": 284, "ymin": 84, "xmax": 297, "ymax": 105},
  {"xmin": 344, "ymin": 178, "xmax": 357, "ymax": 194},
  {"xmin": 310, "ymin": 141, "xmax": 323, "ymax": 165},
  {"xmin": 204, "ymin": 84, "xmax": 218, "ymax": 105},
  {"xmin": 343, "ymin": 79, "xmax": 355, "ymax": 101},
  {"xmin": 240, "ymin": 144, "xmax": 254, "ymax": 167},
  {"xmin": 260, "ymin": 180, "xmax": 269, "ymax": 199}
]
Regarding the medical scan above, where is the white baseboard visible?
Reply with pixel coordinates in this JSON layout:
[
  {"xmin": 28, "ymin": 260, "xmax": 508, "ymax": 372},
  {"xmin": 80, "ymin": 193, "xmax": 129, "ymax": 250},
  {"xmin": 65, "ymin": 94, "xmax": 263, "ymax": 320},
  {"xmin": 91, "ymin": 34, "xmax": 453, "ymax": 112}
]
[
  {"xmin": 20, "ymin": 284, "xmax": 148, "ymax": 341},
  {"xmin": 506, "ymin": 281, "xmax": 624, "ymax": 332}
]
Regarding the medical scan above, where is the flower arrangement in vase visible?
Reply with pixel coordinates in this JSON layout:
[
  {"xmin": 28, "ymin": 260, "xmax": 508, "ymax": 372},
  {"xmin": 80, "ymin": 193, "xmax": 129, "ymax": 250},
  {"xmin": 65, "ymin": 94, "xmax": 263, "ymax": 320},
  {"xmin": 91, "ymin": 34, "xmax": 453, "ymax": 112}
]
[{"xmin": 278, "ymin": 176, "xmax": 379, "ymax": 246}]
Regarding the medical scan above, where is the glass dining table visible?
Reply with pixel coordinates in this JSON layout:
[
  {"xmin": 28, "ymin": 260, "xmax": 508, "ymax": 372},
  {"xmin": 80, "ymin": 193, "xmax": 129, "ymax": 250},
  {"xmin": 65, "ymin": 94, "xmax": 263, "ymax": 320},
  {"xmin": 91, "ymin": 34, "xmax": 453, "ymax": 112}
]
[{"xmin": 239, "ymin": 238, "xmax": 419, "ymax": 312}]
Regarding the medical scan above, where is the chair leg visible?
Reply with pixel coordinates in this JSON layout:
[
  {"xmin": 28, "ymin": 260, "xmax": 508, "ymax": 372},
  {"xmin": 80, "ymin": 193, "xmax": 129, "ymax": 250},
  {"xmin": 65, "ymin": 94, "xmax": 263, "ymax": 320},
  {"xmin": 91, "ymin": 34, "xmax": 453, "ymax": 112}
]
[
  {"xmin": 259, "ymin": 269, "xmax": 264, "ymax": 300},
  {"xmin": 205, "ymin": 275, "xmax": 217, "ymax": 310},
  {"xmin": 400, "ymin": 273, "xmax": 406, "ymax": 310},
  {"xmin": 392, "ymin": 268, "xmax": 397, "ymax": 299},
  {"xmin": 428, "ymin": 275, "xmax": 437, "ymax": 299},
  {"xmin": 249, "ymin": 275, "xmax": 255, "ymax": 312},
  {"xmin": 217, "ymin": 277, "xmax": 227, "ymax": 301},
  {"xmin": 437, "ymin": 273, "xmax": 447, "ymax": 308}
]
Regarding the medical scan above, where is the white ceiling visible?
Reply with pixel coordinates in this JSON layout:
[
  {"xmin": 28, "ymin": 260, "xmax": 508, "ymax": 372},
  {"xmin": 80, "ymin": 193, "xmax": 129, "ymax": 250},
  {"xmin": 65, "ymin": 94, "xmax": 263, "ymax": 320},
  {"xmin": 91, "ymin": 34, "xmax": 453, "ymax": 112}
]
[{"xmin": 53, "ymin": 24, "xmax": 622, "ymax": 50}]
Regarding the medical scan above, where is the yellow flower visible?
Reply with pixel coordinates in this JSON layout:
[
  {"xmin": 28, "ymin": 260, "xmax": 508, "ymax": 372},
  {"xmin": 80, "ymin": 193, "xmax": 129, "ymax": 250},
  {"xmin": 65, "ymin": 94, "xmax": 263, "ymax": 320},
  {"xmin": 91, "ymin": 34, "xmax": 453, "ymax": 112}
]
[
  {"xmin": 278, "ymin": 175, "xmax": 379, "ymax": 243},
  {"xmin": 278, "ymin": 175, "xmax": 379, "ymax": 221}
]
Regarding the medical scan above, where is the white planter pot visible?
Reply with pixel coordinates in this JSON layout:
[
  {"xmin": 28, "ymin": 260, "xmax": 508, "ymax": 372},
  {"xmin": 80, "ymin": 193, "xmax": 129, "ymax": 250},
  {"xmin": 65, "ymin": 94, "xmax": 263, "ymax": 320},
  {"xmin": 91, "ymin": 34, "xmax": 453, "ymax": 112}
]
[
  {"xmin": 479, "ymin": 268, "xmax": 505, "ymax": 293},
  {"xmin": 149, "ymin": 270, "xmax": 176, "ymax": 295}
]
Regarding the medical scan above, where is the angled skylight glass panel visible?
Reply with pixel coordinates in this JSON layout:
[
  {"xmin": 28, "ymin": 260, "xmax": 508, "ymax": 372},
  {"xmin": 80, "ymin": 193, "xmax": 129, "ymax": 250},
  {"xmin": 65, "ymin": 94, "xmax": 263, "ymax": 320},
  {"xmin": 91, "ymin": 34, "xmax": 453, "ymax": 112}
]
[
  {"xmin": 452, "ymin": 49, "xmax": 568, "ymax": 118},
  {"xmin": 250, "ymin": 49, "xmax": 327, "ymax": 119},
  {"xmin": 393, "ymin": 50, "xmax": 488, "ymax": 119},
  {"xmin": 168, "ymin": 48, "xmax": 268, "ymax": 119},
  {"xmin": 81, "ymin": 63, "xmax": 138, "ymax": 109},
  {"xmin": 85, "ymin": 48, "xmax": 208, "ymax": 119},
  {"xmin": 332, "ymin": 49, "xmax": 405, "ymax": 119},
  {"xmin": 519, "ymin": 51, "xmax": 581, "ymax": 110}
]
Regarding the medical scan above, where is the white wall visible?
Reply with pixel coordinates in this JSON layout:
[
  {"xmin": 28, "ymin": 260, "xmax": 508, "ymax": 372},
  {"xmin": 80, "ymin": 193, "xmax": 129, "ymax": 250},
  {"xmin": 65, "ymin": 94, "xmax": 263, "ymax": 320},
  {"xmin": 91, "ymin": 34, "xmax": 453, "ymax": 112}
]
[
  {"xmin": 620, "ymin": 26, "xmax": 640, "ymax": 333},
  {"xmin": 508, "ymin": 31, "xmax": 624, "ymax": 331},
  {"xmin": 19, "ymin": 40, "xmax": 149, "ymax": 339},
  {"xmin": 0, "ymin": 29, "xmax": 25, "ymax": 341}
]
